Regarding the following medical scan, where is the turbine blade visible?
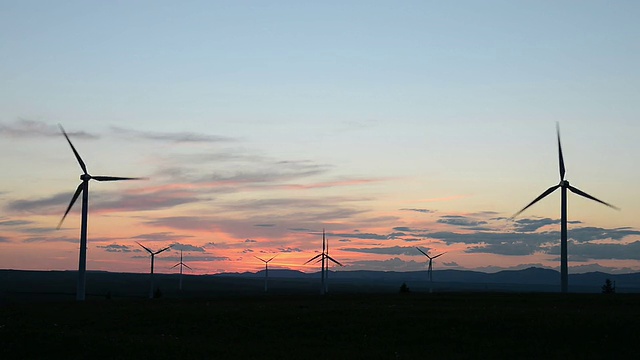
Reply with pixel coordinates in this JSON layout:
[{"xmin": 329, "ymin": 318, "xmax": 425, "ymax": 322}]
[
  {"xmin": 567, "ymin": 185, "xmax": 619, "ymax": 210},
  {"xmin": 326, "ymin": 255, "xmax": 343, "ymax": 266},
  {"xmin": 266, "ymin": 254, "xmax": 278, "ymax": 262},
  {"xmin": 254, "ymin": 256, "xmax": 267, "ymax": 263},
  {"xmin": 304, "ymin": 254, "xmax": 322, "ymax": 265},
  {"xmin": 416, "ymin": 247, "xmax": 429, "ymax": 257},
  {"xmin": 92, "ymin": 176, "xmax": 146, "ymax": 181},
  {"xmin": 136, "ymin": 241, "xmax": 153, "ymax": 254},
  {"xmin": 183, "ymin": 263, "xmax": 192, "ymax": 270},
  {"xmin": 171, "ymin": 263, "xmax": 180, "ymax": 268},
  {"xmin": 59, "ymin": 124, "xmax": 88, "ymax": 174},
  {"xmin": 322, "ymin": 229, "xmax": 326, "ymax": 253},
  {"xmin": 432, "ymin": 252, "xmax": 446, "ymax": 259},
  {"xmin": 57, "ymin": 183, "xmax": 84, "ymax": 229},
  {"xmin": 557, "ymin": 122, "xmax": 566, "ymax": 180},
  {"xmin": 154, "ymin": 245, "xmax": 172, "ymax": 255},
  {"xmin": 511, "ymin": 184, "xmax": 561, "ymax": 219}
]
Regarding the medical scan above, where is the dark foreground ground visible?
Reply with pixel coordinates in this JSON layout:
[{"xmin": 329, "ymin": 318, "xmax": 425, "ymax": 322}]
[{"xmin": 1, "ymin": 292, "xmax": 639, "ymax": 359}]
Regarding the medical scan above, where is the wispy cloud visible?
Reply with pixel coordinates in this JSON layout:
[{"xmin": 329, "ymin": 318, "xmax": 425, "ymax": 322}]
[
  {"xmin": 22, "ymin": 236, "xmax": 79, "ymax": 243},
  {"xmin": 276, "ymin": 178, "xmax": 381, "ymax": 190},
  {"xmin": 132, "ymin": 232, "xmax": 192, "ymax": 242},
  {"xmin": 417, "ymin": 195, "xmax": 469, "ymax": 203},
  {"xmin": 437, "ymin": 215, "xmax": 489, "ymax": 229},
  {"xmin": 400, "ymin": 208, "xmax": 434, "ymax": 214},
  {"xmin": 0, "ymin": 119, "xmax": 98, "ymax": 139},
  {"xmin": 169, "ymin": 243, "xmax": 206, "ymax": 252},
  {"xmin": 111, "ymin": 126, "xmax": 234, "ymax": 143},
  {"xmin": 511, "ymin": 217, "xmax": 580, "ymax": 233},
  {"xmin": 0, "ymin": 219, "xmax": 34, "ymax": 226},
  {"xmin": 97, "ymin": 244, "xmax": 135, "ymax": 253},
  {"xmin": 277, "ymin": 247, "xmax": 303, "ymax": 253},
  {"xmin": 7, "ymin": 192, "xmax": 73, "ymax": 213},
  {"xmin": 330, "ymin": 231, "xmax": 391, "ymax": 241},
  {"xmin": 547, "ymin": 240, "xmax": 640, "ymax": 261},
  {"xmin": 145, "ymin": 216, "xmax": 218, "ymax": 232},
  {"xmin": 341, "ymin": 246, "xmax": 428, "ymax": 256},
  {"xmin": 342, "ymin": 257, "xmax": 425, "ymax": 272},
  {"xmin": 6, "ymin": 187, "xmax": 203, "ymax": 214},
  {"xmin": 466, "ymin": 241, "xmax": 543, "ymax": 256}
]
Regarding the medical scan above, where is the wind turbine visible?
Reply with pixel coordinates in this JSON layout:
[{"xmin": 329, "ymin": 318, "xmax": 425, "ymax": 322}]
[
  {"xmin": 171, "ymin": 249, "xmax": 192, "ymax": 291},
  {"xmin": 512, "ymin": 123, "xmax": 618, "ymax": 293},
  {"xmin": 254, "ymin": 254, "xmax": 277, "ymax": 292},
  {"xmin": 416, "ymin": 247, "xmax": 445, "ymax": 293},
  {"xmin": 304, "ymin": 229, "xmax": 343, "ymax": 295},
  {"xmin": 137, "ymin": 242, "xmax": 171, "ymax": 299},
  {"xmin": 323, "ymin": 235, "xmax": 338, "ymax": 293},
  {"xmin": 57, "ymin": 125, "xmax": 144, "ymax": 301}
]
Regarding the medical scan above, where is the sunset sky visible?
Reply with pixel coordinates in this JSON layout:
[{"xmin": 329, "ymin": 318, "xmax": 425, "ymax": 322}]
[{"xmin": 2, "ymin": 1, "xmax": 640, "ymax": 276}]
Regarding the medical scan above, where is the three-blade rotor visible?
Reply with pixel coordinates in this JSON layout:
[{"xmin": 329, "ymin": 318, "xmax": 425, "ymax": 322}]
[
  {"xmin": 511, "ymin": 123, "xmax": 618, "ymax": 219},
  {"xmin": 57, "ymin": 125, "xmax": 145, "ymax": 229},
  {"xmin": 416, "ymin": 247, "xmax": 445, "ymax": 260},
  {"xmin": 171, "ymin": 262, "xmax": 192, "ymax": 270},
  {"xmin": 255, "ymin": 255, "xmax": 278, "ymax": 264},
  {"xmin": 304, "ymin": 230, "xmax": 344, "ymax": 267},
  {"xmin": 136, "ymin": 241, "xmax": 172, "ymax": 255}
]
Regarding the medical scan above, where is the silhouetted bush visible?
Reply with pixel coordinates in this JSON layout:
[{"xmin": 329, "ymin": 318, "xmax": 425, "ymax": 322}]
[
  {"xmin": 602, "ymin": 279, "xmax": 616, "ymax": 294},
  {"xmin": 399, "ymin": 282, "xmax": 410, "ymax": 294}
]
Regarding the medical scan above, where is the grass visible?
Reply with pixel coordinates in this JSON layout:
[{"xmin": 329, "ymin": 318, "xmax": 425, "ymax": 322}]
[{"xmin": 2, "ymin": 292, "xmax": 639, "ymax": 359}]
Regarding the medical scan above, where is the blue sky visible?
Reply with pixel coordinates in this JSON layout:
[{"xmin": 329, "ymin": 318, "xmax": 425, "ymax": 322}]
[{"xmin": 1, "ymin": 1, "xmax": 639, "ymax": 275}]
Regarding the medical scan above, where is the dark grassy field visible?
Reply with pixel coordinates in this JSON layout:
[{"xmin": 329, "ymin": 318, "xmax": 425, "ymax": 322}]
[{"xmin": 1, "ymin": 292, "xmax": 639, "ymax": 359}]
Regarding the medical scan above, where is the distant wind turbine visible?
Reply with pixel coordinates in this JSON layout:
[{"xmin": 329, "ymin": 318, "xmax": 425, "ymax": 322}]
[
  {"xmin": 304, "ymin": 229, "xmax": 343, "ymax": 295},
  {"xmin": 171, "ymin": 249, "xmax": 192, "ymax": 291},
  {"xmin": 137, "ymin": 242, "xmax": 172, "ymax": 299},
  {"xmin": 416, "ymin": 247, "xmax": 445, "ymax": 293},
  {"xmin": 511, "ymin": 123, "xmax": 618, "ymax": 293},
  {"xmin": 57, "ymin": 124, "xmax": 144, "ymax": 301},
  {"xmin": 323, "ymin": 236, "xmax": 337, "ymax": 294},
  {"xmin": 254, "ymin": 254, "xmax": 277, "ymax": 292}
]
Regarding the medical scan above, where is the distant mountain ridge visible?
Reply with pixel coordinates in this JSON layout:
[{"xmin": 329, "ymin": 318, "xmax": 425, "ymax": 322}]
[
  {"xmin": 2, "ymin": 267, "xmax": 640, "ymax": 297},
  {"xmin": 217, "ymin": 267, "xmax": 640, "ymax": 291}
]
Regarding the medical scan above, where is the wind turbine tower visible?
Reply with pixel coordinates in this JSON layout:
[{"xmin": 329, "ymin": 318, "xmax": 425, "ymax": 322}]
[
  {"xmin": 171, "ymin": 249, "xmax": 192, "ymax": 291},
  {"xmin": 137, "ymin": 242, "xmax": 171, "ymax": 299},
  {"xmin": 416, "ymin": 247, "xmax": 445, "ymax": 293},
  {"xmin": 255, "ymin": 254, "xmax": 277, "ymax": 292},
  {"xmin": 304, "ymin": 229, "xmax": 343, "ymax": 295},
  {"xmin": 57, "ymin": 125, "xmax": 143, "ymax": 301},
  {"xmin": 512, "ymin": 123, "xmax": 618, "ymax": 293}
]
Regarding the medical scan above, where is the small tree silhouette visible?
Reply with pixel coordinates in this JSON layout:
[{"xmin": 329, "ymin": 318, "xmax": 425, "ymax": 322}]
[
  {"xmin": 601, "ymin": 279, "xmax": 616, "ymax": 294},
  {"xmin": 154, "ymin": 287, "xmax": 163, "ymax": 298},
  {"xmin": 399, "ymin": 282, "xmax": 410, "ymax": 294}
]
